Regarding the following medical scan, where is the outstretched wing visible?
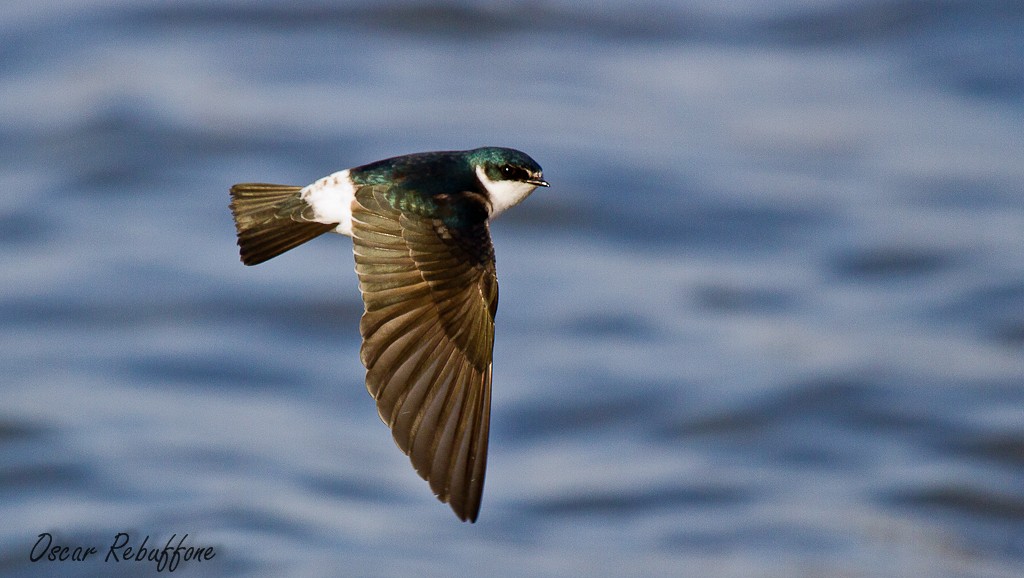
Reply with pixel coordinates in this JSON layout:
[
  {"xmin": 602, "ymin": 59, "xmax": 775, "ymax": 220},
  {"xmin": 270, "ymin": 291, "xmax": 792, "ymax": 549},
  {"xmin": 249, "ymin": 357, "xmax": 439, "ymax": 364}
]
[{"xmin": 351, "ymin": 185, "xmax": 498, "ymax": 522}]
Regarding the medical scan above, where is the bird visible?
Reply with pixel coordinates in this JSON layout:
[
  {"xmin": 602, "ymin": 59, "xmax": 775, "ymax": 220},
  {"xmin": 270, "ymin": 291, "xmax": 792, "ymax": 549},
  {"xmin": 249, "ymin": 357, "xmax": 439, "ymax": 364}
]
[{"xmin": 228, "ymin": 147, "xmax": 548, "ymax": 522}]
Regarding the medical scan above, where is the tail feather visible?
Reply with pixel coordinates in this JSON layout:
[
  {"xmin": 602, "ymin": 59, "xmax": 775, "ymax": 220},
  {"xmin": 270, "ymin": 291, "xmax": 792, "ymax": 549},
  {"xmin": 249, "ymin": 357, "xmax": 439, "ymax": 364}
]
[{"xmin": 229, "ymin": 183, "xmax": 336, "ymax": 265}]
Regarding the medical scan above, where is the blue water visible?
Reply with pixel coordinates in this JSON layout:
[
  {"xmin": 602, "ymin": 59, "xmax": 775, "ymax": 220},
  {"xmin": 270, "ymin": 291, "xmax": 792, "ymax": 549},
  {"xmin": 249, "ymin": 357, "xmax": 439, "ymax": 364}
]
[{"xmin": 2, "ymin": 1, "xmax": 1023, "ymax": 576}]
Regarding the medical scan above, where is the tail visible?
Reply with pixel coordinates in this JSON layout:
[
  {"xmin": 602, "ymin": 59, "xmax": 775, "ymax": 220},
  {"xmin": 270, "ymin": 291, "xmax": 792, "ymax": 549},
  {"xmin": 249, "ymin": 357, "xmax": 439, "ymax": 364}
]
[{"xmin": 229, "ymin": 183, "xmax": 337, "ymax": 266}]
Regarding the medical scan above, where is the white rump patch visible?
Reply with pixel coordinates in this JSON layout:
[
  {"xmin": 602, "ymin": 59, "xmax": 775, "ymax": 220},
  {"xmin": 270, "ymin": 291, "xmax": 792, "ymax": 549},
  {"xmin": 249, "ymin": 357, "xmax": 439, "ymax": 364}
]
[
  {"xmin": 300, "ymin": 169, "xmax": 356, "ymax": 236},
  {"xmin": 475, "ymin": 166, "xmax": 540, "ymax": 218}
]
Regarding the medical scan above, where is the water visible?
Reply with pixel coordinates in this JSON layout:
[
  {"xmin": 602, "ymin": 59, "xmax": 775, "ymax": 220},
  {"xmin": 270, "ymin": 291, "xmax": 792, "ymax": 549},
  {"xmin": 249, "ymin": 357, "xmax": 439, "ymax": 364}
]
[{"xmin": 2, "ymin": 1, "xmax": 1023, "ymax": 576}]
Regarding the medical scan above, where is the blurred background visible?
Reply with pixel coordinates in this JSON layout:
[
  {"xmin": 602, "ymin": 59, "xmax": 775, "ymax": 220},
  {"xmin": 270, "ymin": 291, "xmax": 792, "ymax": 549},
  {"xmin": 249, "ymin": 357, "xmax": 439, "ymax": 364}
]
[{"xmin": 2, "ymin": 1, "xmax": 1023, "ymax": 576}]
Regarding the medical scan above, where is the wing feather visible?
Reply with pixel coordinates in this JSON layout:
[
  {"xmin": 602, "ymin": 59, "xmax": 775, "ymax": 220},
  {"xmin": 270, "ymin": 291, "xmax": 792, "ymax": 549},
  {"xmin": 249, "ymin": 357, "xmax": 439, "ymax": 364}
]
[{"xmin": 351, "ymin": 185, "xmax": 496, "ymax": 522}]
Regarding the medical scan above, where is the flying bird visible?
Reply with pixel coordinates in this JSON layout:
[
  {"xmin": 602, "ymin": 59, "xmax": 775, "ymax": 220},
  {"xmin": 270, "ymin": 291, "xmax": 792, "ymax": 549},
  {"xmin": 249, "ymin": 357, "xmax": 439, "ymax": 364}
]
[{"xmin": 229, "ymin": 147, "xmax": 548, "ymax": 522}]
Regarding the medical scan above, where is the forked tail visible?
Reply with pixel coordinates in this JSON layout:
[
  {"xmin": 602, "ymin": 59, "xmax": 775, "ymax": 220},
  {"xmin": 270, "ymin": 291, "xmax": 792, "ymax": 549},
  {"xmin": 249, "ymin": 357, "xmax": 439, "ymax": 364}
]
[{"xmin": 229, "ymin": 183, "xmax": 336, "ymax": 265}]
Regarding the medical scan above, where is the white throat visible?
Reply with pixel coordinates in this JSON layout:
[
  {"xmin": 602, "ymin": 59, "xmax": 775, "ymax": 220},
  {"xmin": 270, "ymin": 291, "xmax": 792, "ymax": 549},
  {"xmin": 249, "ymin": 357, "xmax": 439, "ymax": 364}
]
[{"xmin": 475, "ymin": 166, "xmax": 539, "ymax": 218}]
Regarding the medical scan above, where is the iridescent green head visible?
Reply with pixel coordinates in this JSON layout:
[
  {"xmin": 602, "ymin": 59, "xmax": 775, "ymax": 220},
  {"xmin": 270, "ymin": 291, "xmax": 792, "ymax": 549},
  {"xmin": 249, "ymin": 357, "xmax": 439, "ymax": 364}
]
[{"xmin": 467, "ymin": 147, "xmax": 548, "ymax": 217}]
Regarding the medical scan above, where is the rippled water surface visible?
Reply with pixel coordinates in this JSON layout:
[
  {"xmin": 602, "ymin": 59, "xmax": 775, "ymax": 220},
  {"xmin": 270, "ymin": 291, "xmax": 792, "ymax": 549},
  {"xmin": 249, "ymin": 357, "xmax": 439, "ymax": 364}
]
[{"xmin": 2, "ymin": 1, "xmax": 1023, "ymax": 576}]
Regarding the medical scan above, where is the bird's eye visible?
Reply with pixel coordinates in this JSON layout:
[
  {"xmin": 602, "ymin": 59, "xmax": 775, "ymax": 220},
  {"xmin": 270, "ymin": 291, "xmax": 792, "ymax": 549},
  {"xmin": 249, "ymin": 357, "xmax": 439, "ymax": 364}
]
[{"xmin": 500, "ymin": 165, "xmax": 515, "ymax": 177}]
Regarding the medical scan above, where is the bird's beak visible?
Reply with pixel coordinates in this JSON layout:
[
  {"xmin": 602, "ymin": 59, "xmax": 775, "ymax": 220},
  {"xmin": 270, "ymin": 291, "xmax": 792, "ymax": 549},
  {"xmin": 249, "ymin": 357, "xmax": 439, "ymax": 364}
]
[{"xmin": 527, "ymin": 178, "xmax": 550, "ymax": 187}]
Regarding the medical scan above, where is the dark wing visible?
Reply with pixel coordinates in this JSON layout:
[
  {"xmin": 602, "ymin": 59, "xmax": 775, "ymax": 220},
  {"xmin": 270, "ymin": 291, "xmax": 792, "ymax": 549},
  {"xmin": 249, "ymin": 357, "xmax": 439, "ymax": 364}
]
[{"xmin": 351, "ymin": 185, "xmax": 498, "ymax": 522}]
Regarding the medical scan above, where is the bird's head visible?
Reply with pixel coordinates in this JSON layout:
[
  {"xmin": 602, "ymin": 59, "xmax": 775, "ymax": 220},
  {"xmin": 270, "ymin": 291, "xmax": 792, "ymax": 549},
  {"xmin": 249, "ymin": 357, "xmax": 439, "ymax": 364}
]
[{"xmin": 468, "ymin": 147, "xmax": 548, "ymax": 218}]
